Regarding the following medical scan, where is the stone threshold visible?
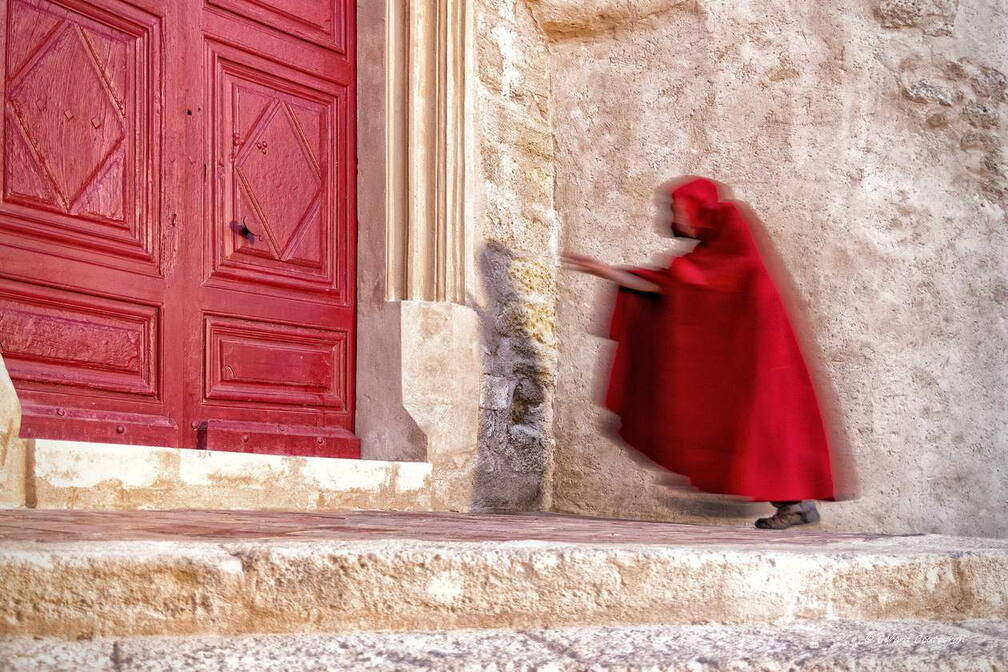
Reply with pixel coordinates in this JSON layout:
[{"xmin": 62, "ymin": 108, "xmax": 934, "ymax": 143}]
[
  {"xmin": 3, "ymin": 621, "xmax": 1008, "ymax": 671},
  {"xmin": 2, "ymin": 510, "xmax": 1007, "ymax": 639},
  {"xmin": 24, "ymin": 439, "xmax": 432, "ymax": 512}
]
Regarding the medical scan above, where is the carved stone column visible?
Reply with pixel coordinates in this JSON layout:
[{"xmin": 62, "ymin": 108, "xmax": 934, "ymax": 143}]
[{"xmin": 386, "ymin": 0, "xmax": 470, "ymax": 303}]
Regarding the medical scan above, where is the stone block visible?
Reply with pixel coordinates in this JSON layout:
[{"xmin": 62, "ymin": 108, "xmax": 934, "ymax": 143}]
[
  {"xmin": 875, "ymin": 0, "xmax": 959, "ymax": 35},
  {"xmin": 0, "ymin": 352, "xmax": 26, "ymax": 508},
  {"xmin": 399, "ymin": 302, "xmax": 481, "ymax": 512},
  {"xmin": 29, "ymin": 440, "xmax": 432, "ymax": 512},
  {"xmin": 480, "ymin": 375, "xmax": 515, "ymax": 410},
  {"xmin": 527, "ymin": 0, "xmax": 691, "ymax": 40}
]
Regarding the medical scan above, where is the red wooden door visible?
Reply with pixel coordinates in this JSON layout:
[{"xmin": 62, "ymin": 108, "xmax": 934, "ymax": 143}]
[
  {"xmin": 0, "ymin": 0, "xmax": 358, "ymax": 458},
  {"xmin": 191, "ymin": 1, "xmax": 358, "ymax": 457}
]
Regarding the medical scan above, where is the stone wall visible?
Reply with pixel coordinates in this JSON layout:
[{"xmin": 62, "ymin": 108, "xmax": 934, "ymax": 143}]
[
  {"xmin": 0, "ymin": 353, "xmax": 26, "ymax": 508},
  {"xmin": 540, "ymin": 0, "xmax": 1008, "ymax": 535},
  {"xmin": 471, "ymin": 0, "xmax": 561, "ymax": 511}
]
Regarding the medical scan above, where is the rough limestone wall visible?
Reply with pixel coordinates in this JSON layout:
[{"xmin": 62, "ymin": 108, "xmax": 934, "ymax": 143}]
[
  {"xmin": 540, "ymin": 0, "xmax": 1008, "ymax": 535},
  {"xmin": 471, "ymin": 0, "xmax": 560, "ymax": 511},
  {"xmin": 0, "ymin": 352, "xmax": 27, "ymax": 507}
]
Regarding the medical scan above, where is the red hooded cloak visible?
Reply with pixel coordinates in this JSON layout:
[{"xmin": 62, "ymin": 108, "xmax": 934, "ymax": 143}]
[{"xmin": 605, "ymin": 178, "xmax": 835, "ymax": 501}]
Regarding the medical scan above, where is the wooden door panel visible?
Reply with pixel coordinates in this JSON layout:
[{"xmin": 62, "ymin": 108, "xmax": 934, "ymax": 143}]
[
  {"xmin": 0, "ymin": 0, "xmax": 357, "ymax": 456},
  {"xmin": 206, "ymin": 41, "xmax": 350, "ymax": 302},
  {"xmin": 204, "ymin": 314, "xmax": 348, "ymax": 410},
  {"xmin": 0, "ymin": 276, "xmax": 158, "ymax": 397},
  {"xmin": 0, "ymin": 242, "xmax": 167, "ymax": 300},
  {"xmin": 0, "ymin": 274, "xmax": 176, "ymax": 445},
  {"xmin": 0, "ymin": 0, "xmax": 161, "ymax": 271},
  {"xmin": 201, "ymin": 7, "xmax": 352, "ymax": 85},
  {"xmin": 205, "ymin": 0, "xmax": 347, "ymax": 53}
]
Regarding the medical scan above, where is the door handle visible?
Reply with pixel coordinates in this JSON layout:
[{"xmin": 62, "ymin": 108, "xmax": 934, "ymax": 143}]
[{"xmin": 229, "ymin": 219, "xmax": 259, "ymax": 244}]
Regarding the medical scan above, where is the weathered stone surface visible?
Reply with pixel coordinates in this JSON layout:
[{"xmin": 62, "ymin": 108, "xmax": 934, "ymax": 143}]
[
  {"xmin": 0, "ymin": 352, "xmax": 26, "ymax": 508},
  {"xmin": 963, "ymin": 101, "xmax": 1001, "ymax": 129},
  {"xmin": 903, "ymin": 80, "xmax": 960, "ymax": 105},
  {"xmin": 473, "ymin": 0, "xmax": 560, "ymax": 513},
  {"xmin": 1, "ymin": 638, "xmax": 114, "ymax": 672},
  {"xmin": 29, "ymin": 440, "xmax": 431, "ymax": 512},
  {"xmin": 875, "ymin": 0, "xmax": 960, "ymax": 35},
  {"xmin": 548, "ymin": 0, "xmax": 1008, "ymax": 536},
  {"xmin": 3, "ymin": 621, "xmax": 1008, "ymax": 671},
  {"xmin": 527, "ymin": 0, "xmax": 691, "ymax": 40},
  {"xmin": 2, "ymin": 510, "xmax": 1008, "ymax": 638}
]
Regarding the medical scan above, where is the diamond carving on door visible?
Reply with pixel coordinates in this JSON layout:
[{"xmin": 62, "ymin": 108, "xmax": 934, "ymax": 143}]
[
  {"xmin": 208, "ymin": 44, "xmax": 349, "ymax": 300},
  {"xmin": 234, "ymin": 98, "xmax": 321, "ymax": 264},
  {"xmin": 1, "ymin": 0, "xmax": 157, "ymax": 263},
  {"xmin": 8, "ymin": 22, "xmax": 125, "ymax": 215}
]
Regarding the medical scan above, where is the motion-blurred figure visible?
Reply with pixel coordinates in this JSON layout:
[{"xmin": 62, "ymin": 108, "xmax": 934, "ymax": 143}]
[{"xmin": 564, "ymin": 177, "xmax": 838, "ymax": 529}]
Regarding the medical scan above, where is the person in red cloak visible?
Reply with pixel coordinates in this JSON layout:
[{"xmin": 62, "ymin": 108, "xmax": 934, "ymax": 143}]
[{"xmin": 564, "ymin": 177, "xmax": 836, "ymax": 529}]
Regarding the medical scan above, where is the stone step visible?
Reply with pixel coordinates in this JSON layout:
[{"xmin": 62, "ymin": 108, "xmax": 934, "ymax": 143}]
[
  {"xmin": 3, "ymin": 621, "xmax": 1008, "ymax": 671},
  {"xmin": 22, "ymin": 439, "xmax": 434, "ymax": 512},
  {"xmin": 2, "ymin": 510, "xmax": 1007, "ymax": 639}
]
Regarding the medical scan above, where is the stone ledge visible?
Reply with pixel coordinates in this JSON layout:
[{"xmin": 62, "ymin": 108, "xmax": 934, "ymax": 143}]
[
  {"xmin": 2, "ymin": 512, "xmax": 1007, "ymax": 638},
  {"xmin": 526, "ymin": 0, "xmax": 691, "ymax": 41},
  {"xmin": 29, "ymin": 440, "xmax": 432, "ymax": 512},
  {"xmin": 2, "ymin": 620, "xmax": 1008, "ymax": 671}
]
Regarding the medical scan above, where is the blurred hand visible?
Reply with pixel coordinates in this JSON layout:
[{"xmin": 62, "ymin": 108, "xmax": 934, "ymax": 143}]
[
  {"xmin": 562, "ymin": 252, "xmax": 610, "ymax": 277},
  {"xmin": 562, "ymin": 251, "xmax": 662, "ymax": 293}
]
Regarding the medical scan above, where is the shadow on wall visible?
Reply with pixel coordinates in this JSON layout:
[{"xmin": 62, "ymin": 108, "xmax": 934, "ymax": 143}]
[{"xmin": 471, "ymin": 241, "xmax": 554, "ymax": 512}]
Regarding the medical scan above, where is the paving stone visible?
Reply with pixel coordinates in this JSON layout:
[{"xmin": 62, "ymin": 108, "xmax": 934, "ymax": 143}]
[
  {"xmin": 3, "ymin": 621, "xmax": 1008, "ymax": 671},
  {"xmin": 0, "ymin": 638, "xmax": 114, "ymax": 672}
]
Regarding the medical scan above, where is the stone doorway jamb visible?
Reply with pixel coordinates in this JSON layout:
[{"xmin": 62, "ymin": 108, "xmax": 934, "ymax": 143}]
[{"xmin": 356, "ymin": 0, "xmax": 480, "ymax": 511}]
